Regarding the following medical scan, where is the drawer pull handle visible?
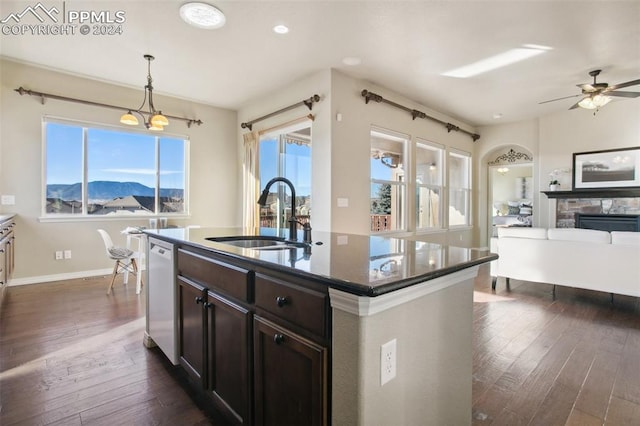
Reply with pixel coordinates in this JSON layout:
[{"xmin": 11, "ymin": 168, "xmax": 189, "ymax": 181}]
[
  {"xmin": 274, "ymin": 334, "xmax": 285, "ymax": 344},
  {"xmin": 195, "ymin": 296, "xmax": 204, "ymax": 304},
  {"xmin": 276, "ymin": 296, "xmax": 289, "ymax": 307}
]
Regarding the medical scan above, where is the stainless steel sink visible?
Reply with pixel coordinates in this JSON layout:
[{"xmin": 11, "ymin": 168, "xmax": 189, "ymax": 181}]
[{"xmin": 206, "ymin": 236, "xmax": 308, "ymax": 250}]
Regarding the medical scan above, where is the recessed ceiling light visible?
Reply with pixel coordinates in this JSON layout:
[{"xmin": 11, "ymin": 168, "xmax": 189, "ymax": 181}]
[
  {"xmin": 273, "ymin": 24, "xmax": 289, "ymax": 34},
  {"xmin": 442, "ymin": 44, "xmax": 553, "ymax": 78},
  {"xmin": 493, "ymin": 113, "xmax": 503, "ymax": 119},
  {"xmin": 179, "ymin": 2, "xmax": 225, "ymax": 29},
  {"xmin": 342, "ymin": 57, "xmax": 362, "ymax": 66}
]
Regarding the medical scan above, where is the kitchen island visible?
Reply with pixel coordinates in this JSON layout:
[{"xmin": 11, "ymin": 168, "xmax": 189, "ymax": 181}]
[{"xmin": 144, "ymin": 227, "xmax": 497, "ymax": 425}]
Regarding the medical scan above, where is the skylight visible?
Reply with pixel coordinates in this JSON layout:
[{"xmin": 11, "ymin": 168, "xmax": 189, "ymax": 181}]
[
  {"xmin": 442, "ymin": 44, "xmax": 552, "ymax": 78},
  {"xmin": 179, "ymin": 2, "xmax": 226, "ymax": 29}
]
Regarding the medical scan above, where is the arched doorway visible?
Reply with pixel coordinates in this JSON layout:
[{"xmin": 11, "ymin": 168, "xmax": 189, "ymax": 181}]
[{"xmin": 486, "ymin": 146, "xmax": 534, "ymax": 242}]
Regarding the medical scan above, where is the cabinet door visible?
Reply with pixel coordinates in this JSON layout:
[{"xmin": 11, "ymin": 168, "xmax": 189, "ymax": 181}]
[
  {"xmin": 177, "ymin": 276, "xmax": 207, "ymax": 387},
  {"xmin": 254, "ymin": 316, "xmax": 327, "ymax": 426},
  {"xmin": 206, "ymin": 291, "xmax": 252, "ymax": 424}
]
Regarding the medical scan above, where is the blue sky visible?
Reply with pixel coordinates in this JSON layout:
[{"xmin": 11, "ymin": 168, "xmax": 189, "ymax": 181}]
[
  {"xmin": 47, "ymin": 122, "xmax": 185, "ymax": 189},
  {"xmin": 259, "ymin": 136, "xmax": 311, "ymax": 196},
  {"xmin": 48, "ymin": 123, "xmax": 321, "ymax": 196}
]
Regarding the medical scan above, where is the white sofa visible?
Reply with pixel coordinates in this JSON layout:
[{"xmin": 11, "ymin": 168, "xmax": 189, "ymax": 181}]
[{"xmin": 490, "ymin": 227, "xmax": 640, "ymax": 298}]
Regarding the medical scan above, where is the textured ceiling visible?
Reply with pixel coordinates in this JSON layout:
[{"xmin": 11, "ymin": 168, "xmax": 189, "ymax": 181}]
[{"xmin": 1, "ymin": 0, "xmax": 639, "ymax": 127}]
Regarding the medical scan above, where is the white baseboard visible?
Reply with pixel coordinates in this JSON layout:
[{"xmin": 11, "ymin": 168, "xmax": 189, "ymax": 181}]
[{"xmin": 8, "ymin": 267, "xmax": 146, "ymax": 286}]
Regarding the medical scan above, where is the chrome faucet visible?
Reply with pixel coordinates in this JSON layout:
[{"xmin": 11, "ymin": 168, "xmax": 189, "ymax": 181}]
[{"xmin": 257, "ymin": 177, "xmax": 312, "ymax": 244}]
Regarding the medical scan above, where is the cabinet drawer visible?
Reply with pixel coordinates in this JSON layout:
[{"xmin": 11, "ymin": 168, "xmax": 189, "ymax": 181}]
[
  {"xmin": 255, "ymin": 273, "xmax": 327, "ymax": 338},
  {"xmin": 178, "ymin": 249, "xmax": 252, "ymax": 302}
]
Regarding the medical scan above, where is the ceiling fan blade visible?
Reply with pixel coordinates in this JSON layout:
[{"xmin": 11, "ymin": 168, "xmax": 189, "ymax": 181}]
[
  {"xmin": 607, "ymin": 79, "xmax": 640, "ymax": 91},
  {"xmin": 568, "ymin": 99, "xmax": 583, "ymax": 110},
  {"xmin": 539, "ymin": 94, "xmax": 581, "ymax": 105},
  {"xmin": 606, "ymin": 91, "xmax": 640, "ymax": 98}
]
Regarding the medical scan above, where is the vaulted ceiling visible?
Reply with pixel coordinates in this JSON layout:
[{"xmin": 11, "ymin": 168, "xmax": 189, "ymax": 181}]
[{"xmin": 1, "ymin": 0, "xmax": 639, "ymax": 127}]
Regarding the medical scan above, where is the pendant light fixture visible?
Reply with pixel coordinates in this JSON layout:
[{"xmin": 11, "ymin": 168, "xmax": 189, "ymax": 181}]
[{"xmin": 120, "ymin": 54, "xmax": 169, "ymax": 131}]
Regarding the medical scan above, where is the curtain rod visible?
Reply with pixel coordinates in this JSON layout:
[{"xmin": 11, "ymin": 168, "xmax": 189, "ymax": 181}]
[
  {"xmin": 241, "ymin": 94, "xmax": 320, "ymax": 131},
  {"xmin": 361, "ymin": 90, "xmax": 480, "ymax": 142},
  {"xmin": 258, "ymin": 114, "xmax": 315, "ymax": 136},
  {"xmin": 14, "ymin": 87, "xmax": 203, "ymax": 128}
]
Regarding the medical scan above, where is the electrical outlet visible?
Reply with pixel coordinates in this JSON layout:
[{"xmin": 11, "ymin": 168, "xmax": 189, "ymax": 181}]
[
  {"xmin": 64, "ymin": 250, "xmax": 72, "ymax": 259},
  {"xmin": 380, "ymin": 338, "xmax": 397, "ymax": 386},
  {"xmin": 55, "ymin": 251, "xmax": 63, "ymax": 260}
]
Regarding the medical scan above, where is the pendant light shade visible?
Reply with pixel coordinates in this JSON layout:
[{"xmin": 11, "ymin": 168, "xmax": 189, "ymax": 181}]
[
  {"xmin": 151, "ymin": 113, "xmax": 169, "ymax": 127},
  {"xmin": 120, "ymin": 111, "xmax": 139, "ymax": 125}
]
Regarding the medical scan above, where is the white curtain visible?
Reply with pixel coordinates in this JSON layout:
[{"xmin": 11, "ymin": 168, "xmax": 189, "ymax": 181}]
[{"xmin": 242, "ymin": 131, "xmax": 260, "ymax": 233}]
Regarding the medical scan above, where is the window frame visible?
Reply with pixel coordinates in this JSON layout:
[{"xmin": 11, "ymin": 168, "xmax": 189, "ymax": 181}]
[
  {"xmin": 258, "ymin": 120, "xmax": 312, "ymax": 233},
  {"xmin": 41, "ymin": 116, "xmax": 190, "ymax": 222},
  {"xmin": 447, "ymin": 148, "xmax": 472, "ymax": 228},
  {"xmin": 370, "ymin": 126, "xmax": 409, "ymax": 234},
  {"xmin": 415, "ymin": 139, "xmax": 445, "ymax": 232}
]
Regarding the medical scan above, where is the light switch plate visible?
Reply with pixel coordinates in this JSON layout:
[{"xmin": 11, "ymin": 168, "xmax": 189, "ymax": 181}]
[
  {"xmin": 337, "ymin": 197, "xmax": 349, "ymax": 207},
  {"xmin": 1, "ymin": 195, "xmax": 15, "ymax": 205}
]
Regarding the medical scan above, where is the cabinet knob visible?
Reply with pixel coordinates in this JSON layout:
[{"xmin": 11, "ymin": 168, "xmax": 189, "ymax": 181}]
[
  {"xmin": 273, "ymin": 334, "xmax": 285, "ymax": 345},
  {"xmin": 195, "ymin": 296, "xmax": 204, "ymax": 304},
  {"xmin": 275, "ymin": 296, "xmax": 289, "ymax": 307},
  {"xmin": 204, "ymin": 302, "xmax": 213, "ymax": 309}
]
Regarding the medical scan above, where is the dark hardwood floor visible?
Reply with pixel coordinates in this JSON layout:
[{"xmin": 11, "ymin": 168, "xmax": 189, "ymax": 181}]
[
  {"xmin": 473, "ymin": 269, "xmax": 640, "ymax": 425},
  {"xmin": 1, "ymin": 266, "xmax": 639, "ymax": 425}
]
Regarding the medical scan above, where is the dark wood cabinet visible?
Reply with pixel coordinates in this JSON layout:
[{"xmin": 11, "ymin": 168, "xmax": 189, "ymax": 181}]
[
  {"xmin": 253, "ymin": 316, "xmax": 327, "ymax": 426},
  {"xmin": 206, "ymin": 291, "xmax": 252, "ymax": 424},
  {"xmin": 177, "ymin": 276, "xmax": 207, "ymax": 386},
  {"xmin": 175, "ymin": 246, "xmax": 330, "ymax": 425}
]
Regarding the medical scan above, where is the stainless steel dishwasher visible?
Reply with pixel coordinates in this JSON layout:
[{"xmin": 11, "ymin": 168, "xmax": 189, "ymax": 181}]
[{"xmin": 146, "ymin": 237, "xmax": 178, "ymax": 364}]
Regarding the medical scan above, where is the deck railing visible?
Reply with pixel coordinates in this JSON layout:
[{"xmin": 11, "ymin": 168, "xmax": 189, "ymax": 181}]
[{"xmin": 370, "ymin": 214, "xmax": 391, "ymax": 232}]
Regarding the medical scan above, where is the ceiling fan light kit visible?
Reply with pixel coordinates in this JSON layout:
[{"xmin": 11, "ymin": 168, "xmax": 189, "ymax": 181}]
[{"xmin": 577, "ymin": 94, "xmax": 611, "ymax": 110}]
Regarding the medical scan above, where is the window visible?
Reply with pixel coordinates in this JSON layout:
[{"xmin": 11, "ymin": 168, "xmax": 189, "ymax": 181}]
[
  {"xmin": 45, "ymin": 119, "xmax": 188, "ymax": 217},
  {"xmin": 416, "ymin": 140, "xmax": 444, "ymax": 230},
  {"xmin": 448, "ymin": 150, "xmax": 472, "ymax": 227},
  {"xmin": 258, "ymin": 123, "xmax": 311, "ymax": 231},
  {"xmin": 370, "ymin": 128, "xmax": 407, "ymax": 232}
]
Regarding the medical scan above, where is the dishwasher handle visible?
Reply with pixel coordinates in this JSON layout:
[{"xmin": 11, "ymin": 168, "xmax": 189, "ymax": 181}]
[{"xmin": 150, "ymin": 243, "xmax": 172, "ymax": 261}]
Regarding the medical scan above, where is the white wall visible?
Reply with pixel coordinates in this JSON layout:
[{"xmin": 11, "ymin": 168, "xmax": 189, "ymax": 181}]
[
  {"xmin": 239, "ymin": 69, "xmax": 479, "ymax": 245},
  {"xmin": 0, "ymin": 59, "xmax": 239, "ymax": 283},
  {"xmin": 476, "ymin": 100, "xmax": 640, "ymax": 245},
  {"xmin": 237, "ymin": 69, "xmax": 333, "ymax": 232},
  {"xmin": 330, "ymin": 70, "xmax": 477, "ymax": 245}
]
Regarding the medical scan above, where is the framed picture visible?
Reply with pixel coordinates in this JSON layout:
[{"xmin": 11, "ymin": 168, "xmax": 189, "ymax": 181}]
[{"xmin": 573, "ymin": 147, "xmax": 640, "ymax": 190}]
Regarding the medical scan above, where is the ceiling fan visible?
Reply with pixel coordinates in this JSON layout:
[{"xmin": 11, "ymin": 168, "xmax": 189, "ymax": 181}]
[{"xmin": 540, "ymin": 69, "xmax": 640, "ymax": 110}]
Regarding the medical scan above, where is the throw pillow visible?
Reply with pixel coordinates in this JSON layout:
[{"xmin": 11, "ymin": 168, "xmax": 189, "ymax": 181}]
[{"xmin": 508, "ymin": 206, "xmax": 520, "ymax": 215}]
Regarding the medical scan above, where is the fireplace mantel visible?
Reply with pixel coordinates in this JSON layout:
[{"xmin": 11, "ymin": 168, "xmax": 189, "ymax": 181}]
[{"xmin": 542, "ymin": 188, "xmax": 640, "ymax": 199}]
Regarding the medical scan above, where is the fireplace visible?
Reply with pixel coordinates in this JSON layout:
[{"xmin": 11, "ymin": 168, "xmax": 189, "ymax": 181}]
[{"xmin": 575, "ymin": 213, "xmax": 640, "ymax": 232}]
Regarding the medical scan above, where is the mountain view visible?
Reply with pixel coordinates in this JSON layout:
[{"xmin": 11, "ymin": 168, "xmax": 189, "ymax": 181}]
[{"xmin": 47, "ymin": 181, "xmax": 183, "ymax": 202}]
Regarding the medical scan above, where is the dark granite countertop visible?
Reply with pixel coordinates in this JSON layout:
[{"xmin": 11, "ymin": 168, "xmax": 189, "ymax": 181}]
[
  {"xmin": 0, "ymin": 213, "xmax": 16, "ymax": 223},
  {"xmin": 145, "ymin": 227, "xmax": 497, "ymax": 297}
]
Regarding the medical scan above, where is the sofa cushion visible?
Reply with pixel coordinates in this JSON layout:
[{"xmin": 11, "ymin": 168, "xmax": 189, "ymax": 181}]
[
  {"xmin": 498, "ymin": 227, "xmax": 547, "ymax": 239},
  {"xmin": 547, "ymin": 228, "xmax": 611, "ymax": 244},
  {"xmin": 611, "ymin": 231, "xmax": 640, "ymax": 246}
]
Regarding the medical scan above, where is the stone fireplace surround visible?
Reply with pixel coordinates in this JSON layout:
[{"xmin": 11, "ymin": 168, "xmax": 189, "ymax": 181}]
[{"xmin": 542, "ymin": 188, "xmax": 640, "ymax": 228}]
